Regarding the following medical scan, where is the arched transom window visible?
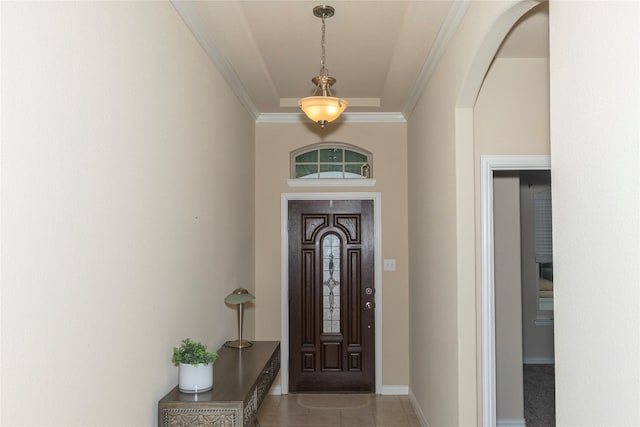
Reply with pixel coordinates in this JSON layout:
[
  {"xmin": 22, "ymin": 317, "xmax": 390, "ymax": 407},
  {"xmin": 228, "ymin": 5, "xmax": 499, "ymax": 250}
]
[{"xmin": 291, "ymin": 143, "xmax": 372, "ymax": 179}]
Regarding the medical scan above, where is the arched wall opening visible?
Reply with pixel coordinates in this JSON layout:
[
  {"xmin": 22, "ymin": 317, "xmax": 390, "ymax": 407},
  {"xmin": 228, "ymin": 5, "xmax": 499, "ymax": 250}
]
[{"xmin": 452, "ymin": 1, "xmax": 547, "ymax": 426}]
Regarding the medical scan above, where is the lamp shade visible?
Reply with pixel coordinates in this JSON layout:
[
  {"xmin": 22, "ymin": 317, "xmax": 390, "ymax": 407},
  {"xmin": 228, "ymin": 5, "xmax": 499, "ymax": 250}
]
[
  {"xmin": 298, "ymin": 96, "xmax": 348, "ymax": 125},
  {"xmin": 225, "ymin": 288, "xmax": 255, "ymax": 305}
]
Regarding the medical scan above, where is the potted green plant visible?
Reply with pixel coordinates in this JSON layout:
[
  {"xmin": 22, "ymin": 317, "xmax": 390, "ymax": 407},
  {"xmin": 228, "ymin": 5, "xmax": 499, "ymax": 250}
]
[{"xmin": 172, "ymin": 338, "xmax": 218, "ymax": 393}]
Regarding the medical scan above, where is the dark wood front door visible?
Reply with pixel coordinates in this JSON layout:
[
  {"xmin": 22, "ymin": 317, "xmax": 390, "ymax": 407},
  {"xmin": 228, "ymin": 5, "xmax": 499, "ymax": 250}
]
[{"xmin": 288, "ymin": 200, "xmax": 375, "ymax": 392}]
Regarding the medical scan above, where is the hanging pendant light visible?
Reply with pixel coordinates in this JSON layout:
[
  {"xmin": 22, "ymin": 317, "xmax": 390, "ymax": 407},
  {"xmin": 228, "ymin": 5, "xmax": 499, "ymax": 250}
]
[{"xmin": 298, "ymin": 5, "xmax": 348, "ymax": 128}]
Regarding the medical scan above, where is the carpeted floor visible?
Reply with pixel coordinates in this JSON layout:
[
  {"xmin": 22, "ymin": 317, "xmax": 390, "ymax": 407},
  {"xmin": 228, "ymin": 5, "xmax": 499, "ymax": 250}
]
[{"xmin": 523, "ymin": 364, "xmax": 555, "ymax": 427}]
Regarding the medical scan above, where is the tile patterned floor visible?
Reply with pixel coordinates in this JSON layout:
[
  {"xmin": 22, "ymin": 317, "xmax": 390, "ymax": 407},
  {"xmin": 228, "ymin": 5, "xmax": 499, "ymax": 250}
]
[{"xmin": 256, "ymin": 393, "xmax": 421, "ymax": 427}]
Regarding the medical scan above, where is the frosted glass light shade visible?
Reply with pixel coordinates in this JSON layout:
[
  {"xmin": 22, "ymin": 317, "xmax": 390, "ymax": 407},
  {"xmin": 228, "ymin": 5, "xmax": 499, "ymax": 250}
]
[{"xmin": 298, "ymin": 96, "xmax": 348, "ymax": 125}]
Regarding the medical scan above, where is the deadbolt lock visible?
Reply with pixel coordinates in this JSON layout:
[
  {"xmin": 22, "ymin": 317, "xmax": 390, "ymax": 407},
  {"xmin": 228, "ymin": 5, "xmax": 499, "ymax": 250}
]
[{"xmin": 365, "ymin": 287, "xmax": 373, "ymax": 295}]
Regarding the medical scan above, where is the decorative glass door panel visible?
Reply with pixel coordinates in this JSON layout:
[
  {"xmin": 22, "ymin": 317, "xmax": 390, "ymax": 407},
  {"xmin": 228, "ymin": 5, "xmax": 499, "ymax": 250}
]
[{"xmin": 323, "ymin": 234, "xmax": 341, "ymax": 334}]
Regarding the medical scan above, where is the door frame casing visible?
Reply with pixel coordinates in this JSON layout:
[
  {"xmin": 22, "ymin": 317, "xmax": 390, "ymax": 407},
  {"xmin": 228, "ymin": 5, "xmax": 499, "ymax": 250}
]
[
  {"xmin": 481, "ymin": 155, "xmax": 551, "ymax": 427},
  {"xmin": 281, "ymin": 192, "xmax": 382, "ymax": 395}
]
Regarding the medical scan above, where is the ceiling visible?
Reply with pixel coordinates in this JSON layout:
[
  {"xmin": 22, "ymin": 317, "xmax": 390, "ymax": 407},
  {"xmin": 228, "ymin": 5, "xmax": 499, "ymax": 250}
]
[{"xmin": 171, "ymin": 1, "xmax": 549, "ymax": 121}]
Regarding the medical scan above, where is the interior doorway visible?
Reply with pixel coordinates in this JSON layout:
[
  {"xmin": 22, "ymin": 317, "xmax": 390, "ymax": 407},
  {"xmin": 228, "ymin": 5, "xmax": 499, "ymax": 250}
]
[
  {"xmin": 493, "ymin": 170, "xmax": 555, "ymax": 426},
  {"xmin": 481, "ymin": 155, "xmax": 551, "ymax": 427}
]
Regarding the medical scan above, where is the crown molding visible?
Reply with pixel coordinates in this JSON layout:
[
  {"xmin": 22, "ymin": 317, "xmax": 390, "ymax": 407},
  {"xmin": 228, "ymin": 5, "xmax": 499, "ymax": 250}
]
[
  {"xmin": 171, "ymin": 1, "xmax": 260, "ymax": 120},
  {"xmin": 402, "ymin": 0, "xmax": 471, "ymax": 118},
  {"xmin": 173, "ymin": 0, "xmax": 466, "ymax": 123},
  {"xmin": 256, "ymin": 112, "xmax": 406, "ymax": 124}
]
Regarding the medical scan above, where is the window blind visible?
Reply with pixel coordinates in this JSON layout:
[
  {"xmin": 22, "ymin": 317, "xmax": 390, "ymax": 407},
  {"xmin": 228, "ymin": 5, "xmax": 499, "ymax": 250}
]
[{"xmin": 534, "ymin": 189, "xmax": 553, "ymax": 263}]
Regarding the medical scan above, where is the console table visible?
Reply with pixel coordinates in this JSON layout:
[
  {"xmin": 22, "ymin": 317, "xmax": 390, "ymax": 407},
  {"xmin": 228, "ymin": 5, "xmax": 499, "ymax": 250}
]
[{"xmin": 158, "ymin": 341, "xmax": 280, "ymax": 427}]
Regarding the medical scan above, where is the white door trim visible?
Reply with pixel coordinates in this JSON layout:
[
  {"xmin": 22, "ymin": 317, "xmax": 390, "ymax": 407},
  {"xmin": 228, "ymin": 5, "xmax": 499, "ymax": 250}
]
[
  {"xmin": 481, "ymin": 155, "xmax": 550, "ymax": 427},
  {"xmin": 280, "ymin": 192, "xmax": 383, "ymax": 395}
]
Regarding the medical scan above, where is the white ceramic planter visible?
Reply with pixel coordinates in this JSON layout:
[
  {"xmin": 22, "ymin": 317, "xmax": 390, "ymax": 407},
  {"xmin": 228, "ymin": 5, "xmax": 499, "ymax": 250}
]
[{"xmin": 179, "ymin": 363, "xmax": 213, "ymax": 393}]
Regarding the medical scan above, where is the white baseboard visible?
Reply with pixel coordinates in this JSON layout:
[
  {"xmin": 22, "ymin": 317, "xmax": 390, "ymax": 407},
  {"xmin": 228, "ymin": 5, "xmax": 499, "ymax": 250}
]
[
  {"xmin": 523, "ymin": 357, "xmax": 554, "ymax": 364},
  {"xmin": 268, "ymin": 384, "xmax": 407, "ymax": 396},
  {"xmin": 533, "ymin": 319, "xmax": 554, "ymax": 327},
  {"xmin": 408, "ymin": 389, "xmax": 431, "ymax": 427},
  {"xmin": 381, "ymin": 385, "xmax": 409, "ymax": 395},
  {"xmin": 269, "ymin": 384, "xmax": 282, "ymax": 395},
  {"xmin": 497, "ymin": 418, "xmax": 526, "ymax": 427}
]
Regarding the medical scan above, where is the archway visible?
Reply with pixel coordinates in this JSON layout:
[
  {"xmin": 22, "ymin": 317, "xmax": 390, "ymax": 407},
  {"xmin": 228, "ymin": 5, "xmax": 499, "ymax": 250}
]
[{"xmin": 452, "ymin": 1, "xmax": 547, "ymax": 426}]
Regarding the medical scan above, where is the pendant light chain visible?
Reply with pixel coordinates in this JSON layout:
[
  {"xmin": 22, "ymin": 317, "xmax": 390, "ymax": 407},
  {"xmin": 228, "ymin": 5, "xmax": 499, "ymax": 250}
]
[{"xmin": 320, "ymin": 13, "xmax": 327, "ymax": 77}]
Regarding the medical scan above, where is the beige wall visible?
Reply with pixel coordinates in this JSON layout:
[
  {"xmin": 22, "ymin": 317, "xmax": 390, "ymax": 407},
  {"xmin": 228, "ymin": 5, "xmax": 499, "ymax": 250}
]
[
  {"xmin": 254, "ymin": 122, "xmax": 409, "ymax": 388},
  {"xmin": 1, "ymin": 2, "xmax": 255, "ymax": 425},
  {"xmin": 407, "ymin": 2, "xmax": 493, "ymax": 423},
  {"xmin": 474, "ymin": 58, "xmax": 550, "ymax": 157},
  {"xmin": 493, "ymin": 173, "xmax": 524, "ymax": 421},
  {"xmin": 407, "ymin": 2, "xmax": 496, "ymax": 423},
  {"xmin": 550, "ymin": 2, "xmax": 640, "ymax": 425}
]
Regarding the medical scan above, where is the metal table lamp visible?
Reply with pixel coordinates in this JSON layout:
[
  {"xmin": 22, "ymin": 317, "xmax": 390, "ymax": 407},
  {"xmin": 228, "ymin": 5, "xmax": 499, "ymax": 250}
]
[{"xmin": 224, "ymin": 288, "xmax": 255, "ymax": 348}]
